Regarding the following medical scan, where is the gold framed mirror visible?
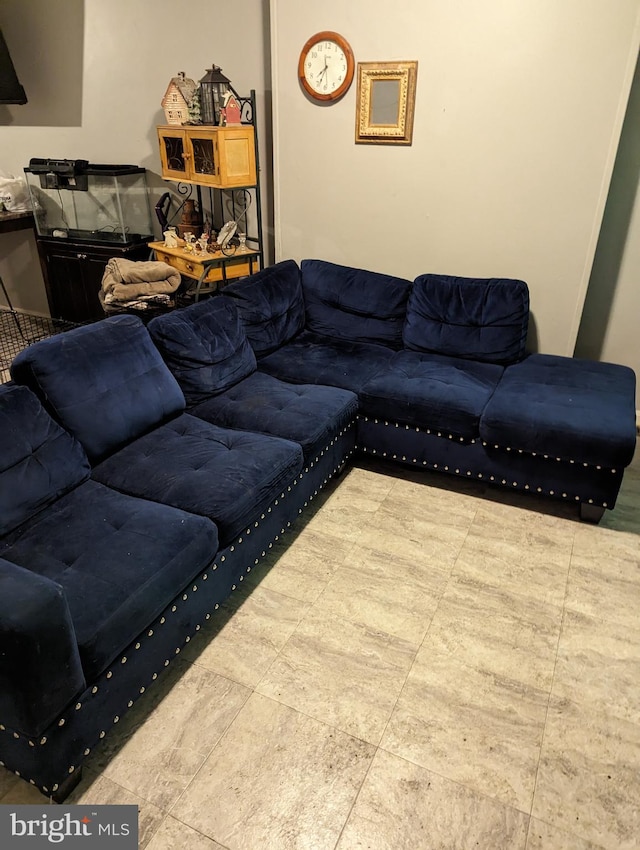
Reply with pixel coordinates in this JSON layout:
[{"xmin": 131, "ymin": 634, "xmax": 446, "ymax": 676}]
[{"xmin": 355, "ymin": 61, "xmax": 418, "ymax": 145}]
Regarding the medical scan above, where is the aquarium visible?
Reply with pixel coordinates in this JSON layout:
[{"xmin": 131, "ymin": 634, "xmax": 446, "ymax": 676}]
[{"xmin": 24, "ymin": 160, "xmax": 154, "ymax": 245}]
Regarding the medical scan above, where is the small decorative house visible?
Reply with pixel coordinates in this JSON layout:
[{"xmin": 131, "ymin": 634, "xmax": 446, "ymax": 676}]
[
  {"xmin": 161, "ymin": 72, "xmax": 197, "ymax": 125},
  {"xmin": 220, "ymin": 92, "xmax": 242, "ymax": 125}
]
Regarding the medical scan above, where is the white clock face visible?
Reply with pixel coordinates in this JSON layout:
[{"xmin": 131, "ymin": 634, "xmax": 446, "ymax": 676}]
[{"xmin": 304, "ymin": 39, "xmax": 349, "ymax": 95}]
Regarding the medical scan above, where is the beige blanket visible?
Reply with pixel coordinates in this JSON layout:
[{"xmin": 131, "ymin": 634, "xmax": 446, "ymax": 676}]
[{"xmin": 101, "ymin": 258, "xmax": 181, "ymax": 303}]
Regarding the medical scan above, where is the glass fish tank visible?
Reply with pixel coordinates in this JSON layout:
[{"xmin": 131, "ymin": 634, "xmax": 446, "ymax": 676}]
[{"xmin": 24, "ymin": 159, "xmax": 154, "ymax": 245}]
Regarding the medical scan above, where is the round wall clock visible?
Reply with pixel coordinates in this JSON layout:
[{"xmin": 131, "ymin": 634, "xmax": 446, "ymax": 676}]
[{"xmin": 298, "ymin": 31, "xmax": 355, "ymax": 102}]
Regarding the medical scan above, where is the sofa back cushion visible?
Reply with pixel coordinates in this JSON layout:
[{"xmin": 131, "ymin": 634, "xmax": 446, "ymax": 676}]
[
  {"xmin": 148, "ymin": 297, "xmax": 256, "ymax": 405},
  {"xmin": 0, "ymin": 384, "xmax": 90, "ymax": 535},
  {"xmin": 301, "ymin": 259, "xmax": 412, "ymax": 349},
  {"xmin": 11, "ymin": 315, "xmax": 186, "ymax": 463},
  {"xmin": 223, "ymin": 260, "xmax": 305, "ymax": 356},
  {"xmin": 404, "ymin": 273, "xmax": 529, "ymax": 364}
]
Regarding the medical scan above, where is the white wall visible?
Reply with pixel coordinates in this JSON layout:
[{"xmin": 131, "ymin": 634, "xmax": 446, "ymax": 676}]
[
  {"xmin": 271, "ymin": 0, "xmax": 640, "ymax": 357},
  {"xmin": 0, "ymin": 0, "xmax": 271, "ymax": 314}
]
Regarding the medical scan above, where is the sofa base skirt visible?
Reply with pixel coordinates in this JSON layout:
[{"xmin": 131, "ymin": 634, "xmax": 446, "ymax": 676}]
[
  {"xmin": 0, "ymin": 420, "xmax": 357, "ymax": 799},
  {"xmin": 356, "ymin": 416, "xmax": 625, "ymax": 512}
]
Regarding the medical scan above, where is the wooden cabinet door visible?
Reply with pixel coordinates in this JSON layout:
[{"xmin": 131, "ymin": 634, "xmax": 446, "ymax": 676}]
[
  {"xmin": 157, "ymin": 127, "xmax": 190, "ymax": 181},
  {"xmin": 214, "ymin": 126, "xmax": 257, "ymax": 187}
]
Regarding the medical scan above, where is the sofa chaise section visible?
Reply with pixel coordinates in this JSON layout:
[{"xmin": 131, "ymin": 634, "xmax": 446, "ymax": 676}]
[{"xmin": 357, "ymin": 272, "xmax": 636, "ymax": 515}]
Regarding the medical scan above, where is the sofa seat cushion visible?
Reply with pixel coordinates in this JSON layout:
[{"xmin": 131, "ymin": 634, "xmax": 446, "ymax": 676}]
[
  {"xmin": 0, "ymin": 385, "xmax": 90, "ymax": 536},
  {"xmin": 92, "ymin": 413, "xmax": 303, "ymax": 546},
  {"xmin": 11, "ymin": 315, "xmax": 185, "ymax": 463},
  {"xmin": 257, "ymin": 331, "xmax": 395, "ymax": 393},
  {"xmin": 0, "ymin": 480, "xmax": 218, "ymax": 681},
  {"xmin": 148, "ymin": 297, "xmax": 256, "ymax": 405},
  {"xmin": 480, "ymin": 353, "xmax": 637, "ymax": 467},
  {"xmin": 190, "ymin": 371, "xmax": 358, "ymax": 461},
  {"xmin": 223, "ymin": 260, "xmax": 305, "ymax": 356},
  {"xmin": 301, "ymin": 259, "xmax": 412, "ymax": 349},
  {"xmin": 360, "ymin": 350, "xmax": 504, "ymax": 439},
  {"xmin": 404, "ymin": 273, "xmax": 529, "ymax": 364}
]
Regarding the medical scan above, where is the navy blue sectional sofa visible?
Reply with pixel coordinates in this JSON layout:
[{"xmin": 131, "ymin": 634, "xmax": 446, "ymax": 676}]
[{"xmin": 0, "ymin": 257, "xmax": 635, "ymax": 800}]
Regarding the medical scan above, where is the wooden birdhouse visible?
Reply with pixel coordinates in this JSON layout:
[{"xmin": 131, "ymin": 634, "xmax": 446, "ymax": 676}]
[
  {"xmin": 161, "ymin": 71, "xmax": 197, "ymax": 125},
  {"xmin": 220, "ymin": 92, "xmax": 242, "ymax": 126}
]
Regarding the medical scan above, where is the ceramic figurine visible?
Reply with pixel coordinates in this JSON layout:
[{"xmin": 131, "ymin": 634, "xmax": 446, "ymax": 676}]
[{"xmin": 163, "ymin": 227, "xmax": 179, "ymax": 248}]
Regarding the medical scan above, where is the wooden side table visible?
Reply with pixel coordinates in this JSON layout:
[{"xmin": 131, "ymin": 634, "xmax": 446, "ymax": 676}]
[{"xmin": 149, "ymin": 241, "xmax": 261, "ymax": 300}]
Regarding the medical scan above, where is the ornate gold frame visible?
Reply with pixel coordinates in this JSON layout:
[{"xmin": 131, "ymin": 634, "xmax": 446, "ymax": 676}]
[{"xmin": 355, "ymin": 61, "xmax": 418, "ymax": 145}]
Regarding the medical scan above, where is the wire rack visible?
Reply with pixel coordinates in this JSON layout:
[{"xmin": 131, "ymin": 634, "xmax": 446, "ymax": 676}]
[{"xmin": 0, "ymin": 310, "xmax": 78, "ymax": 384}]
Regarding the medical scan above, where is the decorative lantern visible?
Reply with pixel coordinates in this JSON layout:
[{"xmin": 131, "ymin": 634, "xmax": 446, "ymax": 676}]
[{"xmin": 199, "ymin": 65, "xmax": 232, "ymax": 126}]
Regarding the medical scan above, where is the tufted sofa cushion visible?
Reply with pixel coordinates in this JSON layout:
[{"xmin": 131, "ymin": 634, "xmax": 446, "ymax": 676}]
[
  {"xmin": 92, "ymin": 413, "xmax": 303, "ymax": 547},
  {"xmin": 1, "ymin": 480, "xmax": 218, "ymax": 681},
  {"xmin": 148, "ymin": 297, "xmax": 256, "ymax": 405},
  {"xmin": 223, "ymin": 259, "xmax": 305, "ymax": 356},
  {"xmin": 360, "ymin": 350, "xmax": 504, "ymax": 439},
  {"xmin": 404, "ymin": 273, "xmax": 529, "ymax": 364},
  {"xmin": 258, "ymin": 331, "xmax": 395, "ymax": 393},
  {"xmin": 11, "ymin": 316, "xmax": 186, "ymax": 463},
  {"xmin": 301, "ymin": 259, "xmax": 412, "ymax": 349},
  {"xmin": 480, "ymin": 353, "xmax": 638, "ymax": 467},
  {"xmin": 190, "ymin": 370, "xmax": 358, "ymax": 461},
  {"xmin": 0, "ymin": 384, "xmax": 90, "ymax": 536}
]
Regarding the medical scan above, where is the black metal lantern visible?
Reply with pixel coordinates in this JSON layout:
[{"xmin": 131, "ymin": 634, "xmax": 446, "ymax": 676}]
[{"xmin": 199, "ymin": 65, "xmax": 231, "ymax": 126}]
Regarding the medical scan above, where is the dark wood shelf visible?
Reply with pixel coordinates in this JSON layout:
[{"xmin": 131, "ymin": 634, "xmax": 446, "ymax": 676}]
[{"xmin": 0, "ymin": 210, "xmax": 35, "ymax": 235}]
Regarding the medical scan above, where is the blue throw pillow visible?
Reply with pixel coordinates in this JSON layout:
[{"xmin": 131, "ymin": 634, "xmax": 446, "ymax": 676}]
[
  {"xmin": 223, "ymin": 260, "xmax": 305, "ymax": 356},
  {"xmin": 301, "ymin": 259, "xmax": 412, "ymax": 349},
  {"xmin": 404, "ymin": 273, "xmax": 529, "ymax": 364},
  {"xmin": 11, "ymin": 315, "xmax": 186, "ymax": 463},
  {"xmin": 149, "ymin": 297, "xmax": 257, "ymax": 405},
  {"xmin": 0, "ymin": 384, "xmax": 90, "ymax": 535}
]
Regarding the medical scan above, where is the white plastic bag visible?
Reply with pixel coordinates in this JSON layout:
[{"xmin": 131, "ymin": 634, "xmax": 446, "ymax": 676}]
[{"xmin": 0, "ymin": 172, "xmax": 31, "ymax": 212}]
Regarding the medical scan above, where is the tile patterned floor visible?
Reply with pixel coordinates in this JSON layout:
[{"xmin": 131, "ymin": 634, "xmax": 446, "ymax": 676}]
[{"xmin": 1, "ymin": 444, "xmax": 639, "ymax": 849}]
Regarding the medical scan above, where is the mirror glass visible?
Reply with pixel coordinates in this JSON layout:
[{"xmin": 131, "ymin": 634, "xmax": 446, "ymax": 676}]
[{"xmin": 370, "ymin": 79, "xmax": 400, "ymax": 125}]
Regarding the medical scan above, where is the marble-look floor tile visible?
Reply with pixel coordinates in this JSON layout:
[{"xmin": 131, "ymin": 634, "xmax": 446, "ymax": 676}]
[
  {"xmin": 256, "ymin": 608, "xmax": 416, "ymax": 744},
  {"xmin": 525, "ymin": 818, "xmax": 602, "ymax": 850},
  {"xmin": 251, "ymin": 526, "xmax": 355, "ymax": 604},
  {"xmin": 87, "ymin": 659, "xmax": 250, "ymax": 810},
  {"xmin": 182, "ymin": 583, "xmax": 309, "ymax": 687},
  {"xmin": 302, "ymin": 468, "xmax": 391, "ymax": 543},
  {"xmin": 171, "ymin": 693, "xmax": 374, "ymax": 850},
  {"xmin": 69, "ymin": 773, "xmax": 165, "ymax": 849},
  {"xmin": 452, "ymin": 505, "xmax": 573, "ymax": 608},
  {"xmin": 314, "ymin": 543, "xmax": 449, "ymax": 645},
  {"xmin": 327, "ymin": 465, "xmax": 397, "ymax": 513},
  {"xmin": 355, "ymin": 493, "xmax": 473, "ymax": 574},
  {"xmin": 386, "ymin": 471, "xmax": 483, "ymax": 512},
  {"xmin": 146, "ymin": 816, "xmax": 227, "ymax": 850},
  {"xmin": 565, "ymin": 551, "xmax": 640, "ymax": 628},
  {"xmin": 552, "ymin": 609, "xmax": 640, "ymax": 723},
  {"xmin": 381, "ymin": 649, "xmax": 548, "ymax": 811},
  {"xmin": 532, "ymin": 696, "xmax": 640, "ymax": 849},
  {"xmin": 336, "ymin": 748, "xmax": 529, "ymax": 850},
  {"xmin": 572, "ymin": 521, "xmax": 640, "ymax": 563},
  {"xmin": 422, "ymin": 574, "xmax": 562, "ymax": 691},
  {"xmin": 384, "ymin": 476, "xmax": 480, "ymax": 527}
]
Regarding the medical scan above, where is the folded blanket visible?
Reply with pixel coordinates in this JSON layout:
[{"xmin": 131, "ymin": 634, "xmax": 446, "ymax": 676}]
[{"xmin": 101, "ymin": 258, "xmax": 181, "ymax": 302}]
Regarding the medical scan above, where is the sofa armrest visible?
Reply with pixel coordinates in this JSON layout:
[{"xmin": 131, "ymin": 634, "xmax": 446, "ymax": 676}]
[{"xmin": 0, "ymin": 558, "xmax": 86, "ymax": 738}]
